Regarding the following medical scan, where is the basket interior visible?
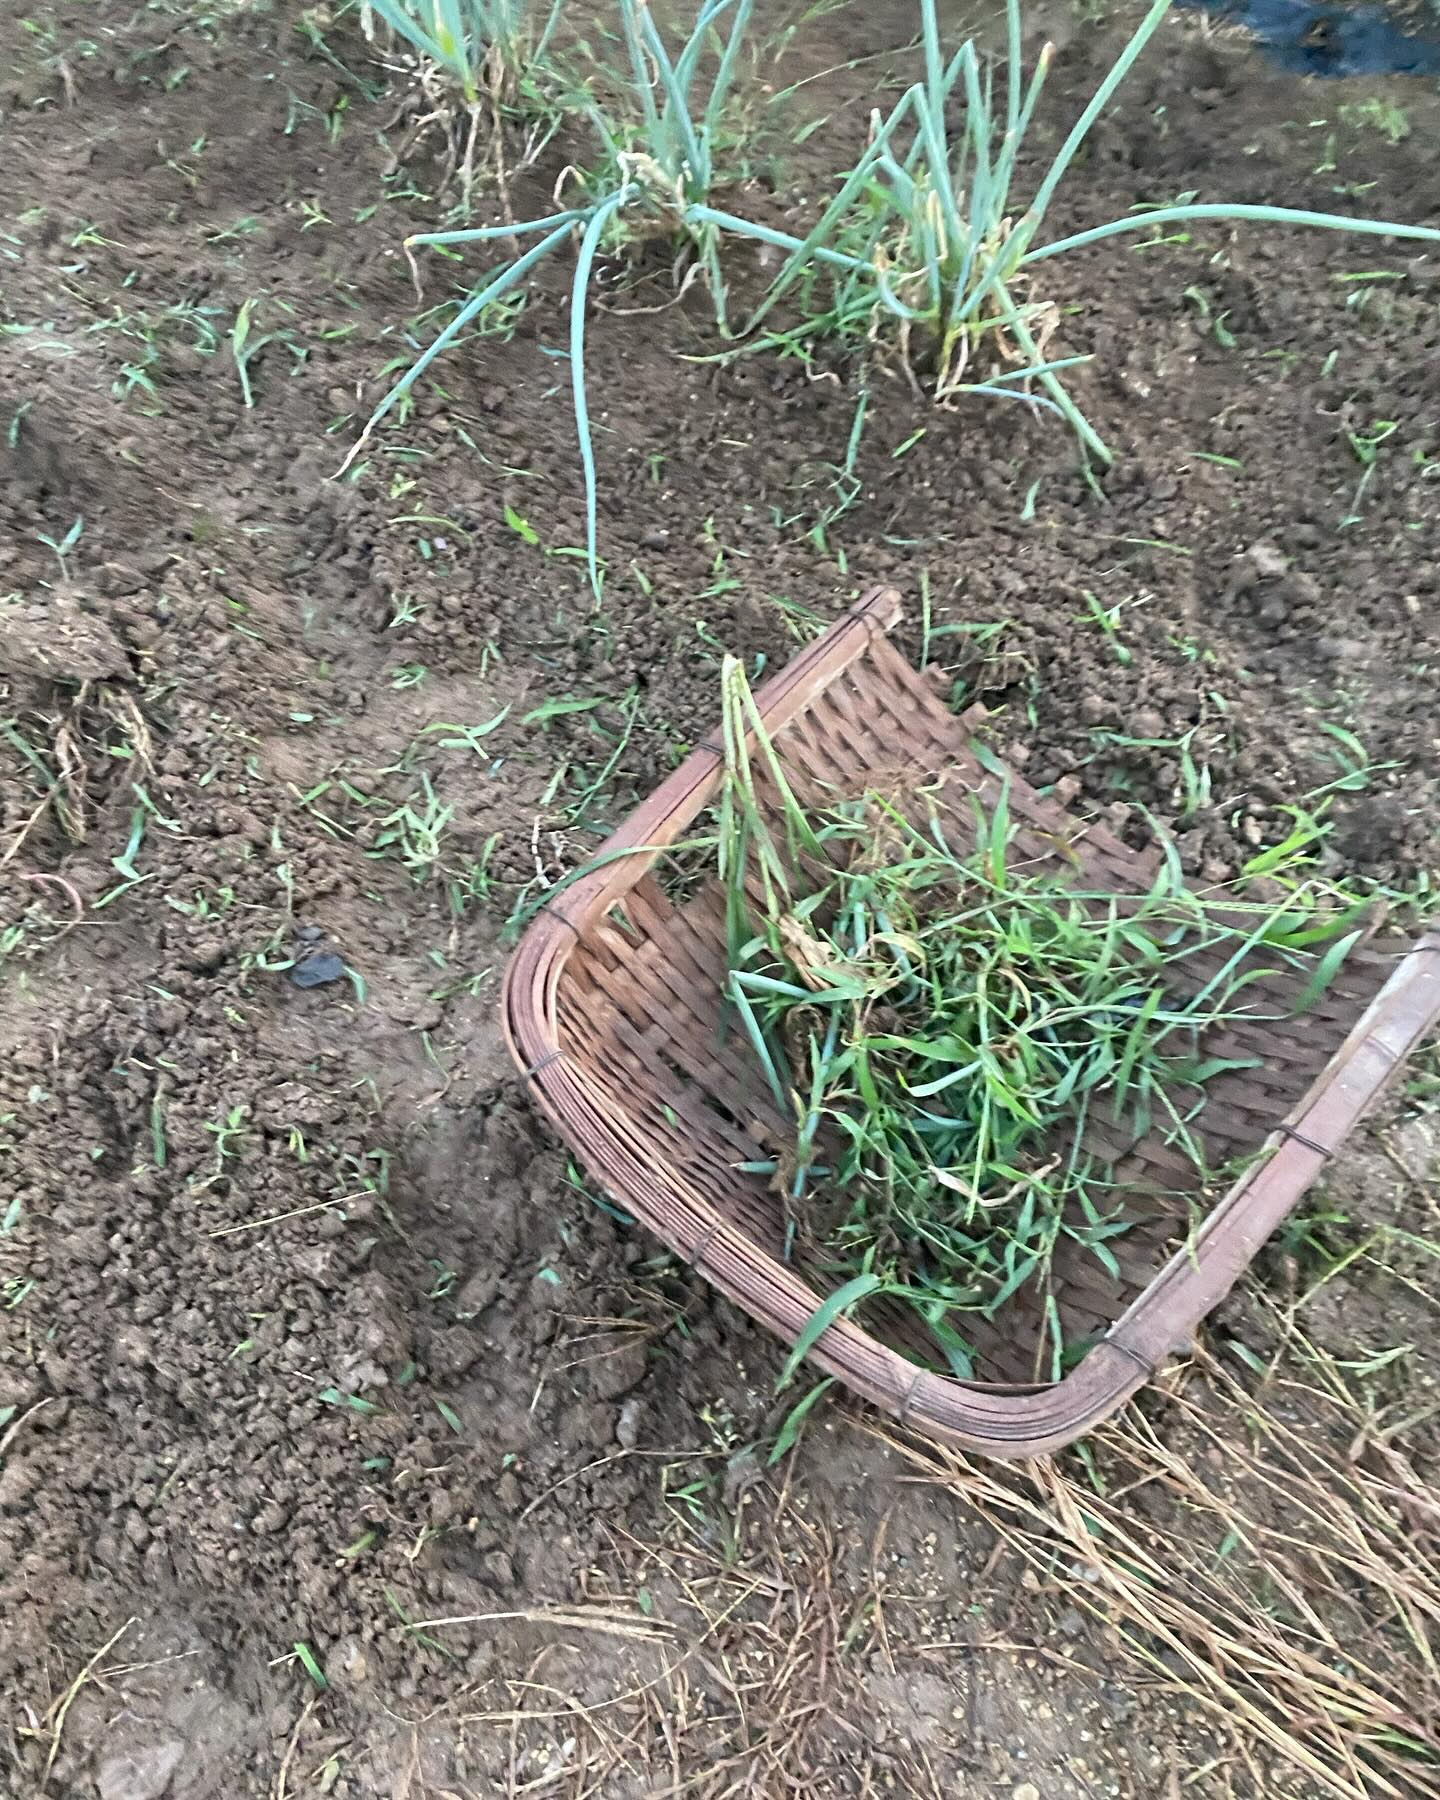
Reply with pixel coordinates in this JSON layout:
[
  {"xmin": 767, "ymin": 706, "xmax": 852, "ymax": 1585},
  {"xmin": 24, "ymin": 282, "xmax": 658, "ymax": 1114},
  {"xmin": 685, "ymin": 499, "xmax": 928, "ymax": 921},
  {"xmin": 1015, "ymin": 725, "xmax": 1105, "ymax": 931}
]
[{"xmin": 553, "ymin": 633, "xmax": 1402, "ymax": 1384}]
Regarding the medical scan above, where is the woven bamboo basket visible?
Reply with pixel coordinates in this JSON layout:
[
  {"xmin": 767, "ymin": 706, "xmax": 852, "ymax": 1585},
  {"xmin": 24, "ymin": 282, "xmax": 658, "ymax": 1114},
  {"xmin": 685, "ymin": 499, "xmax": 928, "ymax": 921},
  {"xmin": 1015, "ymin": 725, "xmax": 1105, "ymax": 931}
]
[{"xmin": 503, "ymin": 587, "xmax": 1440, "ymax": 1457}]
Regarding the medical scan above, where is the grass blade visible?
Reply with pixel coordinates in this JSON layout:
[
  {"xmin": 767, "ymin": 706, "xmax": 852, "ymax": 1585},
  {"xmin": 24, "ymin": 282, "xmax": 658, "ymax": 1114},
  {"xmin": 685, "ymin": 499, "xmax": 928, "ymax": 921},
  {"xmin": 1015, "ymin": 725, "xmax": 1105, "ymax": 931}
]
[
  {"xmin": 778, "ymin": 1272, "xmax": 884, "ymax": 1389},
  {"xmin": 767, "ymin": 1376, "xmax": 836, "ymax": 1462},
  {"xmin": 1027, "ymin": 202, "xmax": 1440, "ymax": 265}
]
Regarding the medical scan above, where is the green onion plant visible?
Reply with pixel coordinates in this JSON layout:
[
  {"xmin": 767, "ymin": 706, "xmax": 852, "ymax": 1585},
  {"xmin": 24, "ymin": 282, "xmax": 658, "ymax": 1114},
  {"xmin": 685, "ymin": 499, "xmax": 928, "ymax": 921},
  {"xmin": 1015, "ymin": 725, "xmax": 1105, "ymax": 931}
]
[
  {"xmin": 348, "ymin": 0, "xmax": 785, "ymax": 592},
  {"xmin": 354, "ymin": 0, "xmax": 1440, "ymax": 585},
  {"xmin": 363, "ymin": 0, "xmax": 563, "ymax": 107},
  {"xmin": 719, "ymin": 0, "xmax": 1440, "ymax": 462}
]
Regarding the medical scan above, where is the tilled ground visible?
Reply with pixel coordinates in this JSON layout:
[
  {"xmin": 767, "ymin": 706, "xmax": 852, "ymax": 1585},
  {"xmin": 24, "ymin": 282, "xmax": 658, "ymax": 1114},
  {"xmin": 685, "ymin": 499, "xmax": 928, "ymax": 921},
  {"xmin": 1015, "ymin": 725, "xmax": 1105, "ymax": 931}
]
[{"xmin": 2, "ymin": 0, "xmax": 1438, "ymax": 1793}]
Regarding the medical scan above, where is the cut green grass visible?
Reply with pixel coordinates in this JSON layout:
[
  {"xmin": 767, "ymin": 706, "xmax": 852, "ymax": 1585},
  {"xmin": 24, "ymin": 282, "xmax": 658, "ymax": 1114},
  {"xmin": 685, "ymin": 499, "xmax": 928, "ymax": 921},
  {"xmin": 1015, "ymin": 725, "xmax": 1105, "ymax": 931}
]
[{"xmin": 714, "ymin": 657, "xmax": 1367, "ymax": 1380}]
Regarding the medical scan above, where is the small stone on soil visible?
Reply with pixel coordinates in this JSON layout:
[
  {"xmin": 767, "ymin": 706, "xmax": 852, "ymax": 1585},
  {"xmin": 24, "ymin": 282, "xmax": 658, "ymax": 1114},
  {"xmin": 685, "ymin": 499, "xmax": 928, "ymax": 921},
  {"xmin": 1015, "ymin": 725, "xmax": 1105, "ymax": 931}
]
[
  {"xmin": 325, "ymin": 1635, "xmax": 369, "ymax": 1687},
  {"xmin": 1257, "ymin": 593, "xmax": 1288, "ymax": 627},
  {"xmin": 97, "ymin": 1741, "xmax": 186, "ymax": 1800},
  {"xmin": 456, "ymin": 1265, "xmax": 503, "ymax": 1316},
  {"xmin": 250, "ymin": 1499, "xmax": 291, "ymax": 1534},
  {"xmin": 426, "ymin": 1326, "xmax": 482, "ymax": 1381},
  {"xmin": 616, "ymin": 1395, "xmax": 645, "ymax": 1450},
  {"xmin": 589, "ymin": 1338, "xmax": 648, "ymax": 1400},
  {"xmin": 1246, "ymin": 542, "xmax": 1288, "ymax": 580},
  {"xmin": 289, "ymin": 951, "xmax": 345, "ymax": 988},
  {"xmin": 483, "ymin": 1549, "xmax": 517, "ymax": 1588}
]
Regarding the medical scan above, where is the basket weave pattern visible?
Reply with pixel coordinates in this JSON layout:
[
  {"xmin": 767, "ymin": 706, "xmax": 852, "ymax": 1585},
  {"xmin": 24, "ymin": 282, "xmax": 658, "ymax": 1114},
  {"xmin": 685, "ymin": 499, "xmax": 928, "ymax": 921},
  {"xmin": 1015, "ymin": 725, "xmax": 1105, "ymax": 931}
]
[{"xmin": 504, "ymin": 588, "xmax": 1440, "ymax": 1456}]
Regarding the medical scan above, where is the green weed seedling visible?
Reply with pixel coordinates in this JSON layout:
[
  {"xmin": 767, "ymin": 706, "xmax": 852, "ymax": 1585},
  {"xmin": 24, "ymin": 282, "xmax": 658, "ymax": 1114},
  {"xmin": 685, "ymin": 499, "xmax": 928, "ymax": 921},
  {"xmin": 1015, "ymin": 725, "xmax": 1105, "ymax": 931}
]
[
  {"xmin": 1340, "ymin": 418, "xmax": 1398, "ymax": 526},
  {"xmin": 231, "ymin": 298, "xmax": 306, "ymax": 409},
  {"xmin": 1338, "ymin": 96, "xmax": 1410, "ymax": 147},
  {"xmin": 35, "ymin": 516, "xmax": 84, "ymax": 582}
]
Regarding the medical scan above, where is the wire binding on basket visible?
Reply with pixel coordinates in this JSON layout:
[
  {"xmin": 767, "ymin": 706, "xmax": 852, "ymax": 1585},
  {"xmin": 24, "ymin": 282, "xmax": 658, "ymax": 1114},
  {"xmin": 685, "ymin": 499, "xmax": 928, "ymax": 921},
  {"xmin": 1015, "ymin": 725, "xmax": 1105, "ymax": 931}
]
[
  {"xmin": 520, "ymin": 1048, "xmax": 566, "ymax": 1083},
  {"xmin": 1104, "ymin": 1338, "xmax": 1157, "ymax": 1377},
  {"xmin": 1274, "ymin": 1123, "xmax": 1334, "ymax": 1159},
  {"xmin": 686, "ymin": 1218, "xmax": 723, "ymax": 1271}
]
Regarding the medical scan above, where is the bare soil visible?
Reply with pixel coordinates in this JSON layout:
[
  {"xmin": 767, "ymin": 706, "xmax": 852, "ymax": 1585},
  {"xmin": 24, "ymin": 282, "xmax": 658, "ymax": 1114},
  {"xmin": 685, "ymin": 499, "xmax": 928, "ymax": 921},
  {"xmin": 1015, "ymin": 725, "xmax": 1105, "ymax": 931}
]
[{"xmin": 2, "ymin": 2, "xmax": 1438, "ymax": 1796}]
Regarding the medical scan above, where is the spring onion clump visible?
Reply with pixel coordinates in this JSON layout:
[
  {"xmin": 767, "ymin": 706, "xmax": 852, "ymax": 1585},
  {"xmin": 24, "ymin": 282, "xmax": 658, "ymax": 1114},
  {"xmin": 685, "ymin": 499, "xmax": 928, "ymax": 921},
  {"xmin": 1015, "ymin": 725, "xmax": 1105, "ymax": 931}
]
[{"xmin": 357, "ymin": 0, "xmax": 1440, "ymax": 590}]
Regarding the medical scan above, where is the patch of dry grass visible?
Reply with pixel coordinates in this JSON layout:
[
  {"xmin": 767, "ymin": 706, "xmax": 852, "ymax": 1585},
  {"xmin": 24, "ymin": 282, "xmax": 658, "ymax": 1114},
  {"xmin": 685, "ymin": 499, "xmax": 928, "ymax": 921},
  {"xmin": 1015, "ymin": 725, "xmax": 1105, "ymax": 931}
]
[
  {"xmin": 883, "ymin": 1307, "xmax": 1440, "ymax": 1800},
  {"xmin": 468, "ymin": 1484, "xmax": 935, "ymax": 1798}
]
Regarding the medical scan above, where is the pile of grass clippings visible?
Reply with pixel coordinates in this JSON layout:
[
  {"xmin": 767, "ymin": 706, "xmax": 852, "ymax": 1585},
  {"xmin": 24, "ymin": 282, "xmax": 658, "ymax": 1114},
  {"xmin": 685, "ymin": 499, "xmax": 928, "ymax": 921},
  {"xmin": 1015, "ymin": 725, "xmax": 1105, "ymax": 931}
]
[{"xmin": 715, "ymin": 658, "xmax": 1366, "ymax": 1377}]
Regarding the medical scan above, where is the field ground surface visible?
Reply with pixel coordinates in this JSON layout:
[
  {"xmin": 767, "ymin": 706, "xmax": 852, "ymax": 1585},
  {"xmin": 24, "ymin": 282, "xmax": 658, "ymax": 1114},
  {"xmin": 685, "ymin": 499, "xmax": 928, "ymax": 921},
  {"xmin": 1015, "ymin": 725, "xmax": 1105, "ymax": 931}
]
[{"xmin": 2, "ymin": 0, "xmax": 1439, "ymax": 1794}]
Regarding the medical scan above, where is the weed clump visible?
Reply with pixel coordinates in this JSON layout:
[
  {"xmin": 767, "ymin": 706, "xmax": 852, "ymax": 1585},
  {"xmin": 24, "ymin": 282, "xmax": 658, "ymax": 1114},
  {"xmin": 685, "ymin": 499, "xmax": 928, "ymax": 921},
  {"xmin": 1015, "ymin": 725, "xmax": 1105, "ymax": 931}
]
[{"xmin": 715, "ymin": 658, "xmax": 1364, "ymax": 1378}]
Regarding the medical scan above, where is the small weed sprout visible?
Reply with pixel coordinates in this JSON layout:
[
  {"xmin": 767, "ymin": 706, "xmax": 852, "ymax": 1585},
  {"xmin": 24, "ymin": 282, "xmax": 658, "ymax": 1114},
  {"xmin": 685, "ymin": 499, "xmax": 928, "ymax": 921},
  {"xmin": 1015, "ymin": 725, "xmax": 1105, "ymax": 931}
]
[
  {"xmin": 35, "ymin": 516, "xmax": 84, "ymax": 583},
  {"xmin": 230, "ymin": 298, "xmax": 305, "ymax": 409}
]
